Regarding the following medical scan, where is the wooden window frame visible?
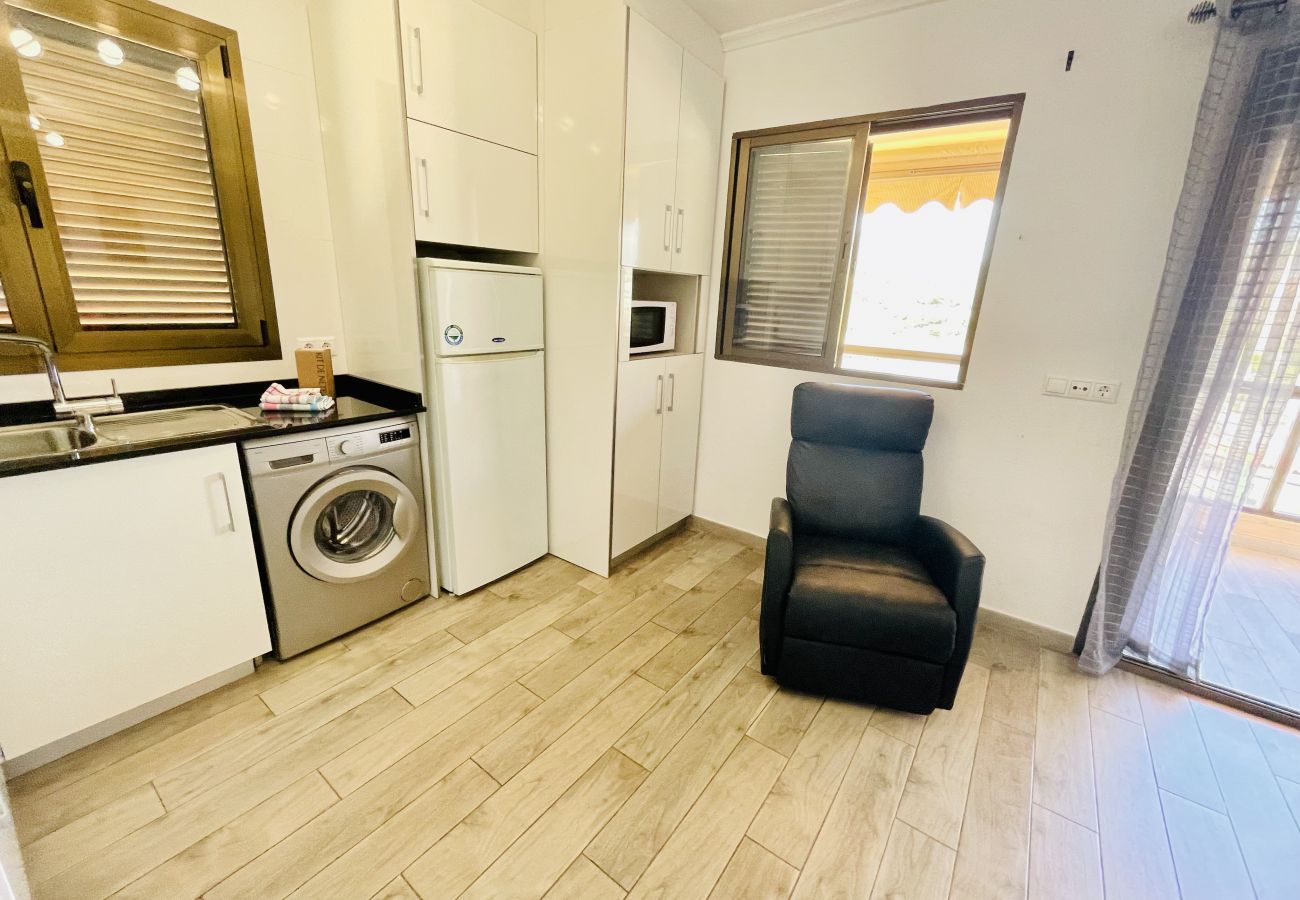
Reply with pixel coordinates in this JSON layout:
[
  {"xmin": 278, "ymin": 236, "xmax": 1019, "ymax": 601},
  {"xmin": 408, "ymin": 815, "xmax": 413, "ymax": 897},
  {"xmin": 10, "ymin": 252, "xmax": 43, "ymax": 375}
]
[
  {"xmin": 0, "ymin": 0, "xmax": 279, "ymax": 374},
  {"xmin": 714, "ymin": 93, "xmax": 1025, "ymax": 390}
]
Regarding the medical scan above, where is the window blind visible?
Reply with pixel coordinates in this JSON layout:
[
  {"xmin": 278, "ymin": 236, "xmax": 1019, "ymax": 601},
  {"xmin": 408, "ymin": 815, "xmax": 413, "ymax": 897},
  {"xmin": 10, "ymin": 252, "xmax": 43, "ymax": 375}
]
[
  {"xmin": 0, "ymin": 283, "xmax": 11, "ymax": 330},
  {"xmin": 11, "ymin": 7, "xmax": 236, "ymax": 330},
  {"xmin": 733, "ymin": 137, "xmax": 855, "ymax": 356}
]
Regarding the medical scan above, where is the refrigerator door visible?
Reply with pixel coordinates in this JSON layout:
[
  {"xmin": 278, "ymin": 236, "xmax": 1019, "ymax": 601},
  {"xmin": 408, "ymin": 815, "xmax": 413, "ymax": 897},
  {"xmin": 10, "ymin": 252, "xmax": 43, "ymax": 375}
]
[
  {"xmin": 431, "ymin": 350, "xmax": 549, "ymax": 594},
  {"xmin": 424, "ymin": 265, "xmax": 543, "ymax": 356}
]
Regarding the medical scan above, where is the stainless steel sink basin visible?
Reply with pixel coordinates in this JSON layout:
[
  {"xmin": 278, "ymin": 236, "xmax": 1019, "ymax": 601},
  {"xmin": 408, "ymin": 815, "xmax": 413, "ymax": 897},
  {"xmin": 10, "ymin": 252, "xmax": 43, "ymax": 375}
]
[
  {"xmin": 0, "ymin": 420, "xmax": 101, "ymax": 461},
  {"xmin": 0, "ymin": 403, "xmax": 260, "ymax": 464},
  {"xmin": 94, "ymin": 404, "xmax": 259, "ymax": 444}
]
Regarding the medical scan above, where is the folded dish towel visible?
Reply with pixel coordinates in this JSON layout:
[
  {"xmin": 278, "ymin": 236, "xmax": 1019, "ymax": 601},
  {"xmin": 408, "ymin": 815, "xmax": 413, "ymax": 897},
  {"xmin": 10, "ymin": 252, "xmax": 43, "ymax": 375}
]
[{"xmin": 259, "ymin": 382, "xmax": 335, "ymax": 413}]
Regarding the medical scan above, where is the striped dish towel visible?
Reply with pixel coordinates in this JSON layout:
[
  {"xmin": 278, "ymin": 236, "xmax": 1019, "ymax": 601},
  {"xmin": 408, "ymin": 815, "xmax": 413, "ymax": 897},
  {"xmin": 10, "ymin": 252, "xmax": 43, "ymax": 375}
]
[{"xmin": 259, "ymin": 382, "xmax": 336, "ymax": 413}]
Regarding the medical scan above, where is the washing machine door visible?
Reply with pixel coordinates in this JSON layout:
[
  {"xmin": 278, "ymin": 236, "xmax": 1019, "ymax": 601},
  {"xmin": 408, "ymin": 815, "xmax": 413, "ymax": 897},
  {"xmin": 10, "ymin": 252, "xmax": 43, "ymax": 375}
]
[{"xmin": 289, "ymin": 466, "xmax": 421, "ymax": 584}]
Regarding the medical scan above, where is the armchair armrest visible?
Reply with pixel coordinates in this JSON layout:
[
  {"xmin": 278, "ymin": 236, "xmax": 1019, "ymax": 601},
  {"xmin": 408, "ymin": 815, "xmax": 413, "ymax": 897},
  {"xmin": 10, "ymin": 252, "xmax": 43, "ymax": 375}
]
[
  {"xmin": 759, "ymin": 497, "xmax": 796, "ymax": 675},
  {"xmin": 910, "ymin": 515, "xmax": 984, "ymax": 707},
  {"xmin": 909, "ymin": 515, "xmax": 984, "ymax": 617}
]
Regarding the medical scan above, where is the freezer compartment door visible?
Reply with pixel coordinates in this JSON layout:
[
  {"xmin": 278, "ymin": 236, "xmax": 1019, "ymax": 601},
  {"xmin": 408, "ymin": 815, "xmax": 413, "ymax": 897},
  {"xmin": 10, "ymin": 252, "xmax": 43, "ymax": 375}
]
[
  {"xmin": 423, "ymin": 265, "xmax": 543, "ymax": 356},
  {"xmin": 431, "ymin": 351, "xmax": 549, "ymax": 594}
]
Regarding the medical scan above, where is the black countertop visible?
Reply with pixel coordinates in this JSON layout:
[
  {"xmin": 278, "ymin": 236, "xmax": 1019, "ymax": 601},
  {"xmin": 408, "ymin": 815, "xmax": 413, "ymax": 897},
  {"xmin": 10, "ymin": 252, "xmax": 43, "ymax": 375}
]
[{"xmin": 0, "ymin": 375, "xmax": 424, "ymax": 478}]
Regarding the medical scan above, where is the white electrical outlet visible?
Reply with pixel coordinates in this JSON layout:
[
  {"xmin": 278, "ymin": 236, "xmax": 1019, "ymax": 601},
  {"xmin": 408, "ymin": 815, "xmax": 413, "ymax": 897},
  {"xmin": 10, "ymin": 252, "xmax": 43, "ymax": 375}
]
[
  {"xmin": 296, "ymin": 336, "xmax": 335, "ymax": 351},
  {"xmin": 1092, "ymin": 381, "xmax": 1120, "ymax": 403},
  {"xmin": 1068, "ymin": 379, "xmax": 1093, "ymax": 400}
]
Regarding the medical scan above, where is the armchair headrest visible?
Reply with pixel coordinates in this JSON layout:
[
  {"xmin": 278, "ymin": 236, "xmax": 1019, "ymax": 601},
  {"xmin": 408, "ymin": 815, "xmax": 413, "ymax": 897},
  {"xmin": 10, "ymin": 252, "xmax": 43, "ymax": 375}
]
[{"xmin": 790, "ymin": 382, "xmax": 934, "ymax": 452}]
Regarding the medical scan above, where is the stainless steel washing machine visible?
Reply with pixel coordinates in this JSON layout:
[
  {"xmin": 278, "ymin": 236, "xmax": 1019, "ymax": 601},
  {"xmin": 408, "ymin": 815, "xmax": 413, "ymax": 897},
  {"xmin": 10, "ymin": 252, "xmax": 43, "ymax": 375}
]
[{"xmin": 243, "ymin": 417, "xmax": 430, "ymax": 658}]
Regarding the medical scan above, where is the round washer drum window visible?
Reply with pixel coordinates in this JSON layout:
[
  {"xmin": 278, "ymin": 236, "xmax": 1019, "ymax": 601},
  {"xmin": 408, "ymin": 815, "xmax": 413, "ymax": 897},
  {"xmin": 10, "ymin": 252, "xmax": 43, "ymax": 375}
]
[{"xmin": 314, "ymin": 489, "xmax": 396, "ymax": 563}]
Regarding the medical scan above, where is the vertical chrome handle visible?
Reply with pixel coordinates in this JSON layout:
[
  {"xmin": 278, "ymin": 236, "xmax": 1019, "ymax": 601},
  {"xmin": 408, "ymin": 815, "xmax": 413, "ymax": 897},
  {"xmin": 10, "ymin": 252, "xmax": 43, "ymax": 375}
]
[
  {"xmin": 209, "ymin": 472, "xmax": 236, "ymax": 534},
  {"xmin": 655, "ymin": 374, "xmax": 663, "ymax": 414},
  {"xmin": 675, "ymin": 209, "xmax": 684, "ymax": 253},
  {"xmin": 663, "ymin": 205, "xmax": 672, "ymax": 252},
  {"xmin": 667, "ymin": 373, "xmax": 676, "ymax": 411},
  {"xmin": 410, "ymin": 27, "xmax": 424, "ymax": 94},
  {"xmin": 418, "ymin": 157, "xmax": 430, "ymax": 216}
]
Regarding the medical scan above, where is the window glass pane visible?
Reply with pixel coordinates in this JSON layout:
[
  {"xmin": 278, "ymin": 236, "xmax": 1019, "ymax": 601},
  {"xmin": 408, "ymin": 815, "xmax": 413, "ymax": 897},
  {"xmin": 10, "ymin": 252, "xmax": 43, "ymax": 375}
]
[
  {"xmin": 7, "ymin": 6, "xmax": 236, "ymax": 330},
  {"xmin": 733, "ymin": 136, "xmax": 854, "ymax": 357},
  {"xmin": 1246, "ymin": 397, "xmax": 1299, "ymax": 508},
  {"xmin": 841, "ymin": 118, "xmax": 1010, "ymax": 382}
]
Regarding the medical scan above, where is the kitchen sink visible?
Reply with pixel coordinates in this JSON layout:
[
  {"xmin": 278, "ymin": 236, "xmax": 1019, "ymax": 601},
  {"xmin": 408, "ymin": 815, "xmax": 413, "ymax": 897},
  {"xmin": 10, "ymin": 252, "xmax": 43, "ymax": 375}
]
[
  {"xmin": 0, "ymin": 420, "xmax": 102, "ymax": 461},
  {"xmin": 0, "ymin": 404, "xmax": 261, "ymax": 464},
  {"xmin": 94, "ymin": 404, "xmax": 260, "ymax": 444}
]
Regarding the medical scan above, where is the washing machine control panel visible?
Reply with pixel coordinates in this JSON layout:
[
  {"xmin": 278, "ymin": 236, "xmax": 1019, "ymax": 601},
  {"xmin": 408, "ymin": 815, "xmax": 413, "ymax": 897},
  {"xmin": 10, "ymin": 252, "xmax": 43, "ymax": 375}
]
[{"xmin": 326, "ymin": 423, "xmax": 416, "ymax": 461}]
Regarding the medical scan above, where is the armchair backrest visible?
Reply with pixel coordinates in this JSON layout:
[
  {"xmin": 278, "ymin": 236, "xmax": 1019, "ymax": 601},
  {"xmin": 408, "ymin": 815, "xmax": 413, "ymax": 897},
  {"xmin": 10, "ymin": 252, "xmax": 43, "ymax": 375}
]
[{"xmin": 786, "ymin": 382, "xmax": 934, "ymax": 543}]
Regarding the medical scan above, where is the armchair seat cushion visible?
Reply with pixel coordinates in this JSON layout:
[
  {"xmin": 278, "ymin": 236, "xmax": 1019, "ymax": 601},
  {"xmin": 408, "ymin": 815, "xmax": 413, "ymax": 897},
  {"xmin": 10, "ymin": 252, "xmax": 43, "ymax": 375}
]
[{"xmin": 785, "ymin": 535, "xmax": 956, "ymax": 664}]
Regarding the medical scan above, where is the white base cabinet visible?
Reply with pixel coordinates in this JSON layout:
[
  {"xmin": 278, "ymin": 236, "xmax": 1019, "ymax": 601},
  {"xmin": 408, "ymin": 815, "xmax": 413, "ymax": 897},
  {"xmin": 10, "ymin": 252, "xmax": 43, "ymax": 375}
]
[
  {"xmin": 612, "ymin": 353, "xmax": 704, "ymax": 557},
  {"xmin": 0, "ymin": 444, "xmax": 270, "ymax": 760}
]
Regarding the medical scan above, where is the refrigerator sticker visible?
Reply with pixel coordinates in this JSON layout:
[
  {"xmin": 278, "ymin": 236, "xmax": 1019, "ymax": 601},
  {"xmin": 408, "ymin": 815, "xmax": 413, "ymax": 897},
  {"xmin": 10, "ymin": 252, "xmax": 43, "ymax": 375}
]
[{"xmin": 444, "ymin": 324, "xmax": 464, "ymax": 346}]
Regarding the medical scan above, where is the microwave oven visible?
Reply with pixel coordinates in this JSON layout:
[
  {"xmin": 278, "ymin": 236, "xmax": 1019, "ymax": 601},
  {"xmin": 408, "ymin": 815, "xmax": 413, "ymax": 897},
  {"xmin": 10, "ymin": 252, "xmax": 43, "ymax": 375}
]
[{"xmin": 629, "ymin": 300, "xmax": 676, "ymax": 355}]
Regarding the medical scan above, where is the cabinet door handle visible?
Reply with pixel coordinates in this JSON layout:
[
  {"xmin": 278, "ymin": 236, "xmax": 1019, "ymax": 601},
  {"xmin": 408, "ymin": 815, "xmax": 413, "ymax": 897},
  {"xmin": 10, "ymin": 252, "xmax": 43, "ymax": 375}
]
[
  {"xmin": 663, "ymin": 205, "xmax": 672, "ymax": 252},
  {"xmin": 418, "ymin": 157, "xmax": 430, "ymax": 216},
  {"xmin": 209, "ymin": 472, "xmax": 236, "ymax": 534},
  {"xmin": 655, "ymin": 374, "xmax": 664, "ymax": 414},
  {"xmin": 667, "ymin": 373, "xmax": 676, "ymax": 412},
  {"xmin": 675, "ymin": 208, "xmax": 684, "ymax": 253},
  {"xmin": 410, "ymin": 27, "xmax": 425, "ymax": 95}
]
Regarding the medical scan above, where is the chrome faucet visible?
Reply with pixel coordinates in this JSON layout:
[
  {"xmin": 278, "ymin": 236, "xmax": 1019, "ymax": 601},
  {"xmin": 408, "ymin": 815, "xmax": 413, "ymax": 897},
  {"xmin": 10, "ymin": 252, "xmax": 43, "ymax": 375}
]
[{"xmin": 0, "ymin": 334, "xmax": 124, "ymax": 417}]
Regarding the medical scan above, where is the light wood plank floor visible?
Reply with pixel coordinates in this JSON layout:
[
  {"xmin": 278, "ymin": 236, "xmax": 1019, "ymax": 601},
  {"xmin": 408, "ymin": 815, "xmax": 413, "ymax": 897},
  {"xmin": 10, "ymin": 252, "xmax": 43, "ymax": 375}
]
[
  {"xmin": 1203, "ymin": 547, "xmax": 1300, "ymax": 714},
  {"xmin": 9, "ymin": 527, "xmax": 1300, "ymax": 899}
]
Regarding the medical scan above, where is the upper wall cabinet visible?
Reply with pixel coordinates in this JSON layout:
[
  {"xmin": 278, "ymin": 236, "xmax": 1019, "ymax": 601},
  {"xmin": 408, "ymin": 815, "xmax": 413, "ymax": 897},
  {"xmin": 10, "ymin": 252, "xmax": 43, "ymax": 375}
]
[
  {"xmin": 621, "ymin": 13, "xmax": 724, "ymax": 276},
  {"xmin": 408, "ymin": 120, "xmax": 539, "ymax": 251},
  {"xmin": 398, "ymin": 0, "xmax": 539, "ymax": 252},
  {"xmin": 399, "ymin": 0, "xmax": 538, "ymax": 153}
]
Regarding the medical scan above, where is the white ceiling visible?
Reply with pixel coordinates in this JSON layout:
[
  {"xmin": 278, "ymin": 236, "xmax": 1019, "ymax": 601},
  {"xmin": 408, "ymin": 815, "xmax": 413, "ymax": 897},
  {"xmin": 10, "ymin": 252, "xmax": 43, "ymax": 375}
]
[{"xmin": 683, "ymin": 0, "xmax": 847, "ymax": 35}]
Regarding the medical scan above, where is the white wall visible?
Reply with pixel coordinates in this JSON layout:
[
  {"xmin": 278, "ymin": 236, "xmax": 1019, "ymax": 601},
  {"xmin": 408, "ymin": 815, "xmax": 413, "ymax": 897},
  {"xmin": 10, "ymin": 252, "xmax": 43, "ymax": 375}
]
[
  {"xmin": 307, "ymin": 0, "xmax": 421, "ymax": 393},
  {"xmin": 695, "ymin": 0, "xmax": 1215, "ymax": 635},
  {"xmin": 0, "ymin": 0, "xmax": 347, "ymax": 404}
]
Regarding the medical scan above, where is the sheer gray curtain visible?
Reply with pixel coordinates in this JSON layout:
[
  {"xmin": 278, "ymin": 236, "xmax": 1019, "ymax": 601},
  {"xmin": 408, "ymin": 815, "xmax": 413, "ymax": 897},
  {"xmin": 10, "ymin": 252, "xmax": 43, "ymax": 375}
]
[{"xmin": 1080, "ymin": 6, "xmax": 1300, "ymax": 676}]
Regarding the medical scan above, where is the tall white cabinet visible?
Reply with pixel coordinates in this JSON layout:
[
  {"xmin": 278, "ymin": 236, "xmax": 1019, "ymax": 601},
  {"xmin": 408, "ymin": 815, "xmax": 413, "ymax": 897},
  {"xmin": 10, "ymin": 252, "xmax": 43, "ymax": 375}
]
[
  {"xmin": 621, "ymin": 12, "xmax": 724, "ymax": 277},
  {"xmin": 308, "ymin": 0, "xmax": 723, "ymax": 577}
]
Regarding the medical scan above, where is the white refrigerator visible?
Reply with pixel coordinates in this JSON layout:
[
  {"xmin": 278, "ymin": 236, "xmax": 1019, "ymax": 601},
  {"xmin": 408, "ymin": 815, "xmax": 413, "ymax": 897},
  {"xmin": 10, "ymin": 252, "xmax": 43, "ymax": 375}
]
[{"xmin": 418, "ymin": 258, "xmax": 548, "ymax": 595}]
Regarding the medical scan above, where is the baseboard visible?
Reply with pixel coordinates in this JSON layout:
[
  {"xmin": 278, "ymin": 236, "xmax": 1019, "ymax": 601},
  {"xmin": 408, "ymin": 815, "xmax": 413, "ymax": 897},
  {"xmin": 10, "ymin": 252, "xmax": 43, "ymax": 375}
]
[
  {"xmin": 610, "ymin": 518, "xmax": 692, "ymax": 570},
  {"xmin": 978, "ymin": 607, "xmax": 1075, "ymax": 653},
  {"xmin": 688, "ymin": 515, "xmax": 764, "ymax": 549},
  {"xmin": 2, "ymin": 660, "xmax": 255, "ymax": 778},
  {"xmin": 690, "ymin": 516, "xmax": 1075, "ymax": 652}
]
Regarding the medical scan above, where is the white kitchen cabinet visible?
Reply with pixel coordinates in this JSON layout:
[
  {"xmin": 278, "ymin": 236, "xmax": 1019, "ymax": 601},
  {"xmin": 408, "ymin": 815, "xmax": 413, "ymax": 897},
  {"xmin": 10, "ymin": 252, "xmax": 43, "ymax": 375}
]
[
  {"xmin": 656, "ymin": 353, "xmax": 703, "ymax": 530},
  {"xmin": 611, "ymin": 353, "xmax": 704, "ymax": 557},
  {"xmin": 671, "ymin": 54, "xmax": 724, "ymax": 276},
  {"xmin": 622, "ymin": 12, "xmax": 682, "ymax": 272},
  {"xmin": 408, "ymin": 119, "xmax": 539, "ymax": 252},
  {"xmin": 398, "ymin": 0, "xmax": 537, "ymax": 154},
  {"xmin": 0, "ymin": 444, "xmax": 270, "ymax": 761},
  {"xmin": 612, "ymin": 356, "xmax": 666, "ymax": 557},
  {"xmin": 621, "ymin": 13, "xmax": 724, "ymax": 276}
]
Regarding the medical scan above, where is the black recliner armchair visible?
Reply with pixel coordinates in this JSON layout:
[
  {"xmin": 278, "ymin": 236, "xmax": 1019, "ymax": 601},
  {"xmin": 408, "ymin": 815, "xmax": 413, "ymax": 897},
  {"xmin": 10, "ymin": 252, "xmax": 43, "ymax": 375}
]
[{"xmin": 760, "ymin": 382, "xmax": 985, "ymax": 714}]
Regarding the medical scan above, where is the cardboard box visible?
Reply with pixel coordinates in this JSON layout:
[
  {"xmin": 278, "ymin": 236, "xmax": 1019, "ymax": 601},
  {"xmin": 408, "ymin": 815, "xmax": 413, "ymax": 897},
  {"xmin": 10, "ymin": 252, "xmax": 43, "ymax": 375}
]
[{"xmin": 295, "ymin": 347, "xmax": 335, "ymax": 396}]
